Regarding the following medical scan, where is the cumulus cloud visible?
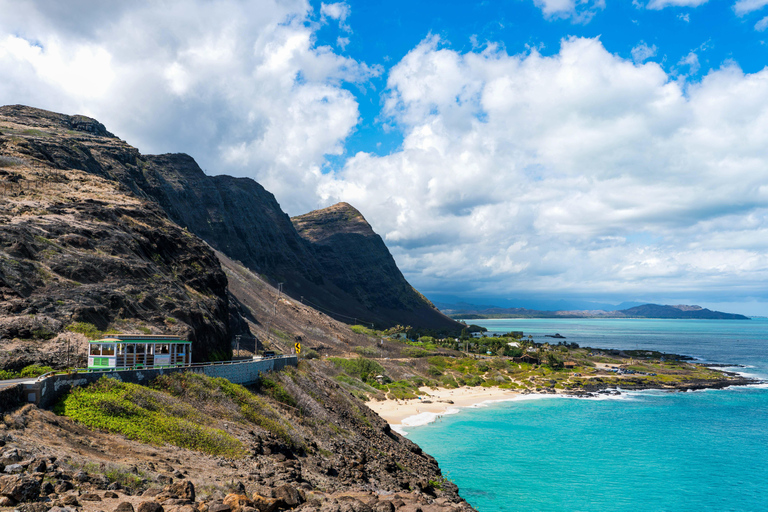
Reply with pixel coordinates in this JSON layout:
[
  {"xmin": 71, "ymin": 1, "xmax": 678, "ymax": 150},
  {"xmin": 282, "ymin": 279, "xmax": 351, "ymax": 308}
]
[
  {"xmin": 0, "ymin": 0, "xmax": 376, "ymax": 213},
  {"xmin": 734, "ymin": 0, "xmax": 768, "ymax": 15},
  {"xmin": 631, "ymin": 42, "xmax": 658, "ymax": 63},
  {"xmin": 645, "ymin": 0, "xmax": 709, "ymax": 9},
  {"xmin": 318, "ymin": 36, "xmax": 768, "ymax": 301},
  {"xmin": 532, "ymin": 0, "xmax": 606, "ymax": 23}
]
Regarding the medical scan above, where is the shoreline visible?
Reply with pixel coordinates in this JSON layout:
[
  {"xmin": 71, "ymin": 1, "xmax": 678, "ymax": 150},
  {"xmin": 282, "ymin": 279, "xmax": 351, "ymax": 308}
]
[
  {"xmin": 366, "ymin": 372, "xmax": 762, "ymax": 432},
  {"xmin": 365, "ymin": 386, "xmax": 522, "ymax": 430}
]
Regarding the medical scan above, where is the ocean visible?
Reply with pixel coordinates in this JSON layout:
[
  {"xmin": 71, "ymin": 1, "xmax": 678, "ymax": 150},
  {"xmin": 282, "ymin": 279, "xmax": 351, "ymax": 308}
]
[{"xmin": 404, "ymin": 318, "xmax": 768, "ymax": 512}]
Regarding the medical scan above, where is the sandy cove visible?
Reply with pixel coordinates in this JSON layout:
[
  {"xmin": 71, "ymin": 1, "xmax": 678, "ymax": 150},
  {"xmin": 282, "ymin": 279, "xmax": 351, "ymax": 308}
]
[{"xmin": 365, "ymin": 386, "xmax": 521, "ymax": 426}]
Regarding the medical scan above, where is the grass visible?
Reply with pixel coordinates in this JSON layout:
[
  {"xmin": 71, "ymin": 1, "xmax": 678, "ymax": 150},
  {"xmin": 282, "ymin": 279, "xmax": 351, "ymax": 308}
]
[
  {"xmin": 65, "ymin": 322, "xmax": 119, "ymax": 340},
  {"xmin": 56, "ymin": 372, "xmax": 304, "ymax": 456},
  {"xmin": 0, "ymin": 156, "xmax": 24, "ymax": 168},
  {"xmin": 56, "ymin": 377, "xmax": 246, "ymax": 457},
  {"xmin": 350, "ymin": 324, "xmax": 378, "ymax": 336}
]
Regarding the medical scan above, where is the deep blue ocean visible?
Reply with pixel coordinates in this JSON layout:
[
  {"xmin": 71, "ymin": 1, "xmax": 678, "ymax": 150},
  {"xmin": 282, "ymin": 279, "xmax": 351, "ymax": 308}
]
[{"xmin": 405, "ymin": 318, "xmax": 768, "ymax": 512}]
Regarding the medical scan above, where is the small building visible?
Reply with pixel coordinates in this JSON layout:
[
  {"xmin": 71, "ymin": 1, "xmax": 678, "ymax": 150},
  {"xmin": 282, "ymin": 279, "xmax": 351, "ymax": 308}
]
[
  {"xmin": 514, "ymin": 354, "xmax": 538, "ymax": 364},
  {"xmin": 564, "ymin": 361, "xmax": 577, "ymax": 369}
]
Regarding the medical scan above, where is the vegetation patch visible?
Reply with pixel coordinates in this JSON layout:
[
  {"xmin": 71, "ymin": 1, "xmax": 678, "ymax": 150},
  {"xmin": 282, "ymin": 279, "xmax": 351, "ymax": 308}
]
[{"xmin": 56, "ymin": 376, "xmax": 246, "ymax": 457}]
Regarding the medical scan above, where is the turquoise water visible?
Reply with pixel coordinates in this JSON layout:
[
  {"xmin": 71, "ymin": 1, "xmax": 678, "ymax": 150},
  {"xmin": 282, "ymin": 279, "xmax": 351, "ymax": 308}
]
[{"xmin": 406, "ymin": 318, "xmax": 768, "ymax": 512}]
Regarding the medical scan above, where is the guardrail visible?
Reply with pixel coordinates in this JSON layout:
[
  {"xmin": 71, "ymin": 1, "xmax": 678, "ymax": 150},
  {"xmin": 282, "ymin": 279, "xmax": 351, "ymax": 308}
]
[{"xmin": 20, "ymin": 355, "xmax": 298, "ymax": 409}]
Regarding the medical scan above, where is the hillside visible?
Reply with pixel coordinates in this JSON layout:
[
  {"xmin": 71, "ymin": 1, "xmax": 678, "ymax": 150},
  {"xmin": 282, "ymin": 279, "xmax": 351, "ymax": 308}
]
[
  {"xmin": 0, "ymin": 104, "xmax": 459, "ymax": 332},
  {"xmin": 292, "ymin": 203, "xmax": 459, "ymax": 331},
  {"xmin": 0, "ymin": 121, "xmax": 238, "ymax": 368}
]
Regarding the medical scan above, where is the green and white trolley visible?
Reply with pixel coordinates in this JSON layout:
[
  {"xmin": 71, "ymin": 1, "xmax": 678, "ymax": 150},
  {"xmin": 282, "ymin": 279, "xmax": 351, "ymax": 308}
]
[{"xmin": 87, "ymin": 334, "xmax": 192, "ymax": 370}]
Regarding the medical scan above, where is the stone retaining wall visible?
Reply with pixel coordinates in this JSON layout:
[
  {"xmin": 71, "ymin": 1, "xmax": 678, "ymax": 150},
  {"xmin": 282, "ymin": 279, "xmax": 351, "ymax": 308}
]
[
  {"xmin": 0, "ymin": 384, "xmax": 22, "ymax": 412},
  {"xmin": 23, "ymin": 356, "xmax": 298, "ymax": 409}
]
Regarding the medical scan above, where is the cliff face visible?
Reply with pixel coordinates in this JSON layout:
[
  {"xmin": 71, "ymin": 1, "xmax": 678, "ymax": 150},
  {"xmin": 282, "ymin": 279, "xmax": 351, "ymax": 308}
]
[
  {"xmin": 0, "ymin": 105, "xmax": 459, "ymax": 332},
  {"xmin": 0, "ymin": 107, "xmax": 236, "ymax": 366},
  {"xmin": 292, "ymin": 203, "xmax": 461, "ymax": 330}
]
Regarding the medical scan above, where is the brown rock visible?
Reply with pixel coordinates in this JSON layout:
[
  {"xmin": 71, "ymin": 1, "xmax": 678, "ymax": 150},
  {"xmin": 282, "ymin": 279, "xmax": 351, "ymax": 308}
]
[
  {"xmin": 0, "ymin": 496, "xmax": 16, "ymax": 507},
  {"xmin": 207, "ymin": 503, "xmax": 231, "ymax": 512},
  {"xmin": 250, "ymin": 494, "xmax": 281, "ymax": 512},
  {"xmin": 272, "ymin": 484, "xmax": 302, "ymax": 508},
  {"xmin": 167, "ymin": 481, "xmax": 195, "ymax": 501},
  {"xmin": 223, "ymin": 493, "xmax": 252, "ymax": 512},
  {"xmin": 105, "ymin": 491, "xmax": 120, "ymax": 499},
  {"xmin": 82, "ymin": 492, "xmax": 103, "ymax": 501},
  {"xmin": 115, "ymin": 502, "xmax": 136, "ymax": 512},
  {"xmin": 373, "ymin": 502, "xmax": 395, "ymax": 512},
  {"xmin": 61, "ymin": 495, "xmax": 79, "ymax": 506},
  {"xmin": 138, "ymin": 501, "xmax": 165, "ymax": 512},
  {"xmin": 0, "ymin": 474, "xmax": 42, "ymax": 503}
]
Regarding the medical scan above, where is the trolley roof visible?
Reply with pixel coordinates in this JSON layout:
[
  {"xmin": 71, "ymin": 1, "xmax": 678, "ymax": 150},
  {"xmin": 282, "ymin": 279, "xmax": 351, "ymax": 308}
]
[{"xmin": 91, "ymin": 334, "xmax": 190, "ymax": 343}]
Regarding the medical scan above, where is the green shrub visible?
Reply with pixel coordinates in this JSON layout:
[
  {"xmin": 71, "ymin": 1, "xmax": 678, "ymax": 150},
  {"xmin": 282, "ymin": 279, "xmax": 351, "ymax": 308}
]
[
  {"xmin": 59, "ymin": 377, "xmax": 245, "ymax": 457},
  {"xmin": 259, "ymin": 376, "xmax": 298, "ymax": 408},
  {"xmin": 0, "ymin": 370, "xmax": 18, "ymax": 379},
  {"xmin": 350, "ymin": 325, "xmax": 378, "ymax": 336},
  {"xmin": 354, "ymin": 346, "xmax": 378, "ymax": 357},
  {"xmin": 19, "ymin": 365, "xmax": 54, "ymax": 377},
  {"xmin": 65, "ymin": 322, "xmax": 103, "ymax": 339},
  {"xmin": 402, "ymin": 347, "xmax": 431, "ymax": 358},
  {"xmin": 328, "ymin": 357, "xmax": 385, "ymax": 383},
  {"xmin": 303, "ymin": 349, "xmax": 320, "ymax": 359}
]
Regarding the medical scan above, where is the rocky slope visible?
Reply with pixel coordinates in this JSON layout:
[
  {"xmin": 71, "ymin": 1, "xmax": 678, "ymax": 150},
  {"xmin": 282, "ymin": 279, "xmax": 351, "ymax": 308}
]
[
  {"xmin": 0, "ymin": 114, "xmax": 239, "ymax": 367},
  {"xmin": 0, "ymin": 365, "xmax": 474, "ymax": 512},
  {"xmin": 0, "ymin": 105, "xmax": 458, "ymax": 332},
  {"xmin": 292, "ymin": 204, "xmax": 459, "ymax": 331}
]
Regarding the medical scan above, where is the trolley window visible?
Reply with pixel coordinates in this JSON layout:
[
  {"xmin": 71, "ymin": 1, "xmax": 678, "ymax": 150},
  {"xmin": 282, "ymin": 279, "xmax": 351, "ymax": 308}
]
[{"xmin": 90, "ymin": 344, "xmax": 101, "ymax": 356}]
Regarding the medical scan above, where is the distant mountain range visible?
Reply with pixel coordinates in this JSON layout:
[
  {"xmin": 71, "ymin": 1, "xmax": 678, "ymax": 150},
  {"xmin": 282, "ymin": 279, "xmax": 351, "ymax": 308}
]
[{"xmin": 441, "ymin": 303, "xmax": 750, "ymax": 320}]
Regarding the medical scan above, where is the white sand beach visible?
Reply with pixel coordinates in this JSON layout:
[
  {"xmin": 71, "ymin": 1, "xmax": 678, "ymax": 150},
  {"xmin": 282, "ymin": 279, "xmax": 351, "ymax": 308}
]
[{"xmin": 365, "ymin": 386, "xmax": 520, "ymax": 426}]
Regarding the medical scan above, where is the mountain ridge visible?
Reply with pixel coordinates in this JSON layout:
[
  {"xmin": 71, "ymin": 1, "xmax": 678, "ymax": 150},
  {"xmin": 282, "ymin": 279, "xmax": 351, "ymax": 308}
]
[
  {"xmin": 0, "ymin": 104, "xmax": 461, "ymax": 333},
  {"xmin": 443, "ymin": 302, "xmax": 750, "ymax": 320}
]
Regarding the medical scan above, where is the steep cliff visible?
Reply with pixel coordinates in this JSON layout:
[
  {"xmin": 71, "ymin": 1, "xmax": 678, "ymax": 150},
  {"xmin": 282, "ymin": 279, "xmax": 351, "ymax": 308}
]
[
  {"xmin": 0, "ymin": 105, "xmax": 459, "ymax": 332},
  {"xmin": 0, "ymin": 108, "xmax": 237, "ymax": 366},
  {"xmin": 292, "ymin": 203, "xmax": 461, "ymax": 331}
]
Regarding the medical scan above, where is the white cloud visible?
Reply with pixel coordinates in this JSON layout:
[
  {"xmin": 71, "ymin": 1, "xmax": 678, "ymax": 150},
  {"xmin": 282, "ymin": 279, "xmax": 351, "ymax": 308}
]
[
  {"xmin": 321, "ymin": 2, "xmax": 352, "ymax": 32},
  {"xmin": 631, "ymin": 42, "xmax": 657, "ymax": 63},
  {"xmin": 756, "ymin": 15, "xmax": 768, "ymax": 29},
  {"xmin": 532, "ymin": 0, "xmax": 606, "ymax": 23},
  {"xmin": 677, "ymin": 51, "xmax": 700, "ymax": 74},
  {"xmin": 0, "ymin": 0, "xmax": 377, "ymax": 213},
  {"xmin": 318, "ymin": 36, "xmax": 768, "ymax": 302},
  {"xmin": 734, "ymin": 0, "xmax": 768, "ymax": 15},
  {"xmin": 678, "ymin": 13, "xmax": 691, "ymax": 21},
  {"xmin": 645, "ymin": 0, "xmax": 709, "ymax": 9}
]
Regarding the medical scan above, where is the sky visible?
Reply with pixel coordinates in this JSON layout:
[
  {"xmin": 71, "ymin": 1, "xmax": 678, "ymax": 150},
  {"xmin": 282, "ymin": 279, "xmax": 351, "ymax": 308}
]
[{"xmin": 2, "ymin": 0, "xmax": 768, "ymax": 315}]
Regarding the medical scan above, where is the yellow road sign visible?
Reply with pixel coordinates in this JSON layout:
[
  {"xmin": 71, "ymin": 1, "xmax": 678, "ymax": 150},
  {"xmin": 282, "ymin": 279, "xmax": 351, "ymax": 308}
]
[{"xmin": 294, "ymin": 342, "xmax": 301, "ymax": 354}]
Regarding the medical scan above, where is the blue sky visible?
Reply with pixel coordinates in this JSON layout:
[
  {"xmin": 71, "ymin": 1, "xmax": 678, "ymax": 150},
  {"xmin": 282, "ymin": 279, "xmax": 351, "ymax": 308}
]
[{"xmin": 3, "ymin": 0, "xmax": 768, "ymax": 315}]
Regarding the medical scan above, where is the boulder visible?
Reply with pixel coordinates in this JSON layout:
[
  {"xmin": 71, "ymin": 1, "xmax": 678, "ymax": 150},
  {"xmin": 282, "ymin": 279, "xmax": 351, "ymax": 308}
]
[
  {"xmin": 61, "ymin": 495, "xmax": 80, "ymax": 506},
  {"xmin": 104, "ymin": 491, "xmax": 120, "ymax": 499},
  {"xmin": 138, "ymin": 501, "xmax": 164, "ymax": 512},
  {"xmin": 82, "ymin": 492, "xmax": 103, "ymax": 501},
  {"xmin": 272, "ymin": 484, "xmax": 302, "ymax": 508},
  {"xmin": 167, "ymin": 480, "xmax": 195, "ymax": 501},
  {"xmin": 250, "ymin": 495, "xmax": 281, "ymax": 512},
  {"xmin": 207, "ymin": 502, "xmax": 231, "ymax": 512},
  {"xmin": 115, "ymin": 502, "xmax": 136, "ymax": 512},
  {"xmin": 223, "ymin": 493, "xmax": 252, "ymax": 512},
  {"xmin": 4, "ymin": 464, "xmax": 24, "ymax": 473},
  {"xmin": 0, "ymin": 473, "xmax": 41, "ymax": 502}
]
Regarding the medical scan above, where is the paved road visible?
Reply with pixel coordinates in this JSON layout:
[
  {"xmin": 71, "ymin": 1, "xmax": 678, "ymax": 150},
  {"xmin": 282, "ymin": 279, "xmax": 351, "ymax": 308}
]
[{"xmin": 0, "ymin": 378, "xmax": 35, "ymax": 390}]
